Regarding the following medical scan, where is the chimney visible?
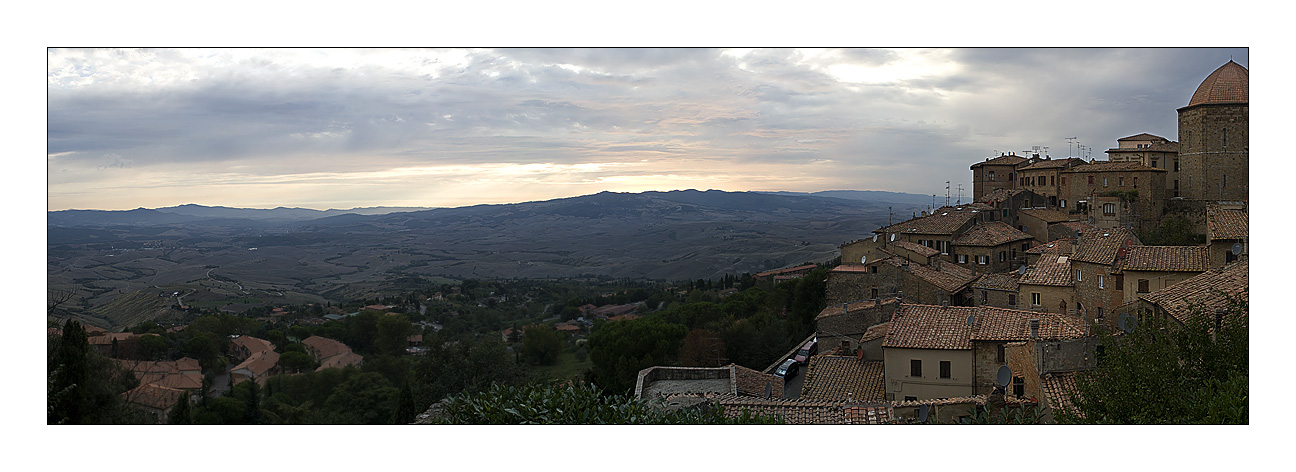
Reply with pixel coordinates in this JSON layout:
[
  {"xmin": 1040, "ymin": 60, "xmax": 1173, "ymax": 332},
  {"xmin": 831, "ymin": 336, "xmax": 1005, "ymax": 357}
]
[{"xmin": 1029, "ymin": 319, "xmax": 1040, "ymax": 340}]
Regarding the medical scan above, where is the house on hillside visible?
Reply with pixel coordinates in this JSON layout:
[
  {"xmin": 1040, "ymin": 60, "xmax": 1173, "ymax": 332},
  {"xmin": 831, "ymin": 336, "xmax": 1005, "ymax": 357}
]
[
  {"xmin": 1206, "ymin": 203, "xmax": 1248, "ymax": 268},
  {"xmin": 302, "ymin": 335, "xmax": 363, "ymax": 372}
]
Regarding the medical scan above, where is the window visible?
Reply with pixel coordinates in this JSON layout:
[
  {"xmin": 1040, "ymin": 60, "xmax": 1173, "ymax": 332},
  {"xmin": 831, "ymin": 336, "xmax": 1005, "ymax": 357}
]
[
  {"xmin": 1115, "ymin": 274, "xmax": 1123, "ymax": 291},
  {"xmin": 1226, "ymin": 250, "xmax": 1238, "ymax": 263},
  {"xmin": 980, "ymin": 290, "xmax": 988, "ymax": 303},
  {"xmin": 1061, "ymin": 177, "xmax": 1067, "ymax": 186},
  {"xmin": 1119, "ymin": 177, "xmax": 1125, "ymax": 187},
  {"xmin": 1088, "ymin": 176, "xmax": 1094, "ymax": 185},
  {"xmin": 989, "ymin": 171, "xmax": 996, "ymax": 181},
  {"xmin": 1222, "ymin": 128, "xmax": 1228, "ymax": 147},
  {"xmin": 1008, "ymin": 293, "xmax": 1017, "ymax": 306},
  {"xmin": 999, "ymin": 251, "xmax": 1006, "ymax": 262},
  {"xmin": 1097, "ymin": 307, "xmax": 1104, "ymax": 318},
  {"xmin": 977, "ymin": 255, "xmax": 989, "ymax": 265},
  {"xmin": 1013, "ymin": 376, "xmax": 1025, "ymax": 397},
  {"xmin": 1174, "ymin": 160, "xmax": 1180, "ymax": 172},
  {"xmin": 957, "ymin": 254, "xmax": 968, "ymax": 264},
  {"xmin": 1002, "ymin": 208, "xmax": 1009, "ymax": 218},
  {"xmin": 1050, "ymin": 176, "xmax": 1056, "ymax": 186},
  {"xmin": 940, "ymin": 241, "xmax": 949, "ymax": 255},
  {"xmin": 1031, "ymin": 292, "xmax": 1041, "ymax": 306},
  {"xmin": 904, "ymin": 396, "xmax": 918, "ymax": 402},
  {"xmin": 996, "ymin": 344, "xmax": 1005, "ymax": 363},
  {"xmin": 939, "ymin": 361, "xmax": 951, "ymax": 379},
  {"xmin": 1103, "ymin": 203, "xmax": 1117, "ymax": 215},
  {"xmin": 1098, "ymin": 275, "xmax": 1104, "ymax": 289},
  {"xmin": 1137, "ymin": 279, "xmax": 1150, "ymax": 293},
  {"xmin": 1076, "ymin": 269, "xmax": 1082, "ymax": 282},
  {"xmin": 910, "ymin": 359, "xmax": 922, "ymax": 377},
  {"xmin": 1134, "ymin": 177, "xmax": 1138, "ymax": 188},
  {"xmin": 1151, "ymin": 159, "xmax": 1158, "ymax": 168},
  {"xmin": 871, "ymin": 288, "xmax": 879, "ymax": 299},
  {"xmin": 1103, "ymin": 177, "xmax": 1109, "ymax": 187},
  {"xmin": 1060, "ymin": 199, "xmax": 1067, "ymax": 208},
  {"xmin": 1009, "ymin": 173, "xmax": 1014, "ymax": 182},
  {"xmin": 870, "ymin": 266, "xmax": 878, "ymax": 274}
]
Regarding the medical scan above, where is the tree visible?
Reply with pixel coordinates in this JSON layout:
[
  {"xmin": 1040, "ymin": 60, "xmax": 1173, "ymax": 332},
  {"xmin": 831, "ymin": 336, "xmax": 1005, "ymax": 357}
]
[
  {"xmin": 587, "ymin": 316, "xmax": 687, "ymax": 395},
  {"xmin": 521, "ymin": 324, "xmax": 563, "ymax": 365},
  {"xmin": 375, "ymin": 313, "xmax": 413, "ymax": 357},
  {"xmin": 391, "ymin": 381, "xmax": 418, "ymax": 424},
  {"xmin": 1056, "ymin": 296, "xmax": 1247, "ymax": 424},
  {"xmin": 168, "ymin": 392, "xmax": 192, "ymax": 425},
  {"xmin": 678, "ymin": 328, "xmax": 726, "ymax": 367},
  {"xmin": 48, "ymin": 320, "xmax": 143, "ymax": 424},
  {"xmin": 279, "ymin": 351, "xmax": 316, "ymax": 373}
]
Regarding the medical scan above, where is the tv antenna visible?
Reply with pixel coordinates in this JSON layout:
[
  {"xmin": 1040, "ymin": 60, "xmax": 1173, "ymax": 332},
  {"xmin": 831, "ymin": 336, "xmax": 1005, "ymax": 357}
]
[
  {"xmin": 945, "ymin": 181, "xmax": 951, "ymax": 207},
  {"xmin": 956, "ymin": 184, "xmax": 963, "ymax": 205},
  {"xmin": 1065, "ymin": 137, "xmax": 1077, "ymax": 158}
]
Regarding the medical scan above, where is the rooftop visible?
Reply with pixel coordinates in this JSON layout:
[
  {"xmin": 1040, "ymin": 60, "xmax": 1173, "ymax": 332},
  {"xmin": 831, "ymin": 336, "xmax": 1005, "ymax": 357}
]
[
  {"xmin": 1025, "ymin": 239, "xmax": 1076, "ymax": 256},
  {"xmin": 860, "ymin": 322, "xmax": 891, "ymax": 343},
  {"xmin": 1070, "ymin": 228, "xmax": 1140, "ymax": 266},
  {"xmin": 1122, "ymin": 246, "xmax": 1210, "ymax": 272},
  {"xmin": 1019, "ymin": 254, "xmax": 1074, "ymax": 287},
  {"xmin": 1062, "ymin": 160, "xmax": 1166, "ymax": 173},
  {"xmin": 1018, "ymin": 207, "xmax": 1078, "ymax": 224},
  {"xmin": 885, "ymin": 304, "xmax": 1089, "ymax": 350},
  {"xmin": 890, "ymin": 240, "xmax": 941, "ymax": 258},
  {"xmin": 952, "ymin": 221, "xmax": 1034, "ymax": 247},
  {"xmin": 1018, "ymin": 158, "xmax": 1086, "ymax": 171},
  {"xmin": 1207, "ymin": 205, "xmax": 1249, "ymax": 241},
  {"xmin": 799, "ymin": 357, "xmax": 886, "ymax": 403},
  {"xmin": 972, "ymin": 272, "xmax": 1021, "ymax": 292},
  {"xmin": 1140, "ymin": 260, "xmax": 1248, "ymax": 324},
  {"xmin": 876, "ymin": 206, "xmax": 979, "ymax": 236},
  {"xmin": 971, "ymin": 153, "xmax": 1030, "ymax": 169},
  {"xmin": 1185, "ymin": 60, "xmax": 1248, "ymax": 108}
]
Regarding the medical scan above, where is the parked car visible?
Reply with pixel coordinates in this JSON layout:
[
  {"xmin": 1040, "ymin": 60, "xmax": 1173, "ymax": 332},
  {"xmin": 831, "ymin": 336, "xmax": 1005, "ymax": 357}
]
[
  {"xmin": 774, "ymin": 359, "xmax": 799, "ymax": 381},
  {"xmin": 793, "ymin": 338, "xmax": 818, "ymax": 364}
]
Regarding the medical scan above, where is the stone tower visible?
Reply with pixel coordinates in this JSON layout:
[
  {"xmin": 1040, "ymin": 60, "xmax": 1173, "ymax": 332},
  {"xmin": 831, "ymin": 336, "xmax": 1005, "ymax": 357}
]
[{"xmin": 1177, "ymin": 60, "xmax": 1248, "ymax": 202}]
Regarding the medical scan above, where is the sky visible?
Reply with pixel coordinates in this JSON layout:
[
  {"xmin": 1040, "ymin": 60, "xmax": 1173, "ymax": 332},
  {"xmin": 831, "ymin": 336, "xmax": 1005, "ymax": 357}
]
[{"xmin": 46, "ymin": 47, "xmax": 1248, "ymax": 211}]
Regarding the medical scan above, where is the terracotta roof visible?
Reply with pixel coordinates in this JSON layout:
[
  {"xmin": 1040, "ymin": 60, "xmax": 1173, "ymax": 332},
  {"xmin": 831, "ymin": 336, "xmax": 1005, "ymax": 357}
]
[
  {"xmin": 1185, "ymin": 61, "xmax": 1248, "ymax": 108},
  {"xmin": 1207, "ymin": 205, "xmax": 1248, "ymax": 240},
  {"xmin": 1025, "ymin": 239, "xmax": 1076, "ymax": 256},
  {"xmin": 971, "ymin": 154, "xmax": 1029, "ymax": 168},
  {"xmin": 1019, "ymin": 255, "xmax": 1074, "ymax": 287},
  {"xmin": 148, "ymin": 371, "xmax": 203, "ymax": 390},
  {"xmin": 1053, "ymin": 221, "xmax": 1101, "ymax": 235},
  {"xmin": 1139, "ymin": 260, "xmax": 1248, "ymax": 324},
  {"xmin": 1018, "ymin": 207, "xmax": 1077, "ymax": 224},
  {"xmin": 1062, "ymin": 161, "xmax": 1166, "ymax": 173},
  {"xmin": 859, "ymin": 322, "xmax": 891, "ymax": 343},
  {"xmin": 1122, "ymin": 246, "xmax": 1210, "ymax": 272},
  {"xmin": 973, "ymin": 272, "xmax": 1021, "ymax": 292},
  {"xmin": 830, "ymin": 264, "xmax": 875, "ymax": 273},
  {"xmin": 882, "ymin": 258, "xmax": 978, "ymax": 293},
  {"xmin": 799, "ymin": 357, "xmax": 886, "ymax": 403},
  {"xmin": 816, "ymin": 298, "xmax": 898, "ymax": 321},
  {"xmin": 302, "ymin": 335, "xmax": 350, "ymax": 361},
  {"xmin": 754, "ymin": 264, "xmax": 817, "ymax": 278},
  {"xmin": 890, "ymin": 394, "xmax": 1036, "ymax": 408},
  {"xmin": 88, "ymin": 332, "xmax": 136, "ymax": 345},
  {"xmin": 876, "ymin": 206, "xmax": 979, "ymax": 236},
  {"xmin": 891, "ymin": 240, "xmax": 941, "ymax": 257},
  {"xmin": 975, "ymin": 188, "xmax": 1029, "ymax": 205},
  {"xmin": 123, "ymin": 383, "xmax": 186, "ymax": 411},
  {"xmin": 952, "ymin": 221, "xmax": 1034, "ymax": 247},
  {"xmin": 1040, "ymin": 371, "xmax": 1081, "ymax": 418},
  {"xmin": 883, "ymin": 304, "xmax": 975, "ymax": 350},
  {"xmin": 232, "ymin": 350, "xmax": 279, "ymax": 376},
  {"xmin": 1018, "ymin": 158, "xmax": 1086, "ymax": 171},
  {"xmin": 729, "ymin": 364, "xmax": 784, "ymax": 398},
  {"xmin": 970, "ymin": 306, "xmax": 1090, "ymax": 342},
  {"xmin": 230, "ymin": 335, "xmax": 275, "ymax": 355},
  {"xmin": 1117, "ymin": 133, "xmax": 1169, "ymax": 142},
  {"xmin": 1070, "ymin": 228, "xmax": 1140, "ymax": 265},
  {"xmin": 317, "ymin": 350, "xmax": 364, "ymax": 371}
]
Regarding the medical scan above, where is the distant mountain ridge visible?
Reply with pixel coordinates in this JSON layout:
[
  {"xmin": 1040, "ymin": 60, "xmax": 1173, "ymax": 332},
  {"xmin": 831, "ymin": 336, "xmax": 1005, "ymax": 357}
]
[{"xmin": 48, "ymin": 189, "xmax": 928, "ymax": 325}]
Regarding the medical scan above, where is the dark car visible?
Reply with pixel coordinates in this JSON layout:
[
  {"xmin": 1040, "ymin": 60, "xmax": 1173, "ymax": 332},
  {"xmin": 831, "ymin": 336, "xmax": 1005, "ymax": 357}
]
[
  {"xmin": 793, "ymin": 338, "xmax": 818, "ymax": 364},
  {"xmin": 774, "ymin": 358, "xmax": 799, "ymax": 381}
]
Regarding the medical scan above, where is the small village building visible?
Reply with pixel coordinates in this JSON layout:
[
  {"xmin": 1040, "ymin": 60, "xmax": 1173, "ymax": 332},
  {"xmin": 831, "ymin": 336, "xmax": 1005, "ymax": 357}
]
[
  {"xmin": 949, "ymin": 221, "xmax": 1034, "ymax": 275},
  {"xmin": 970, "ymin": 153, "xmax": 1031, "ymax": 202},
  {"xmin": 1136, "ymin": 259, "xmax": 1248, "ymax": 327},
  {"xmin": 1206, "ymin": 203, "xmax": 1248, "ymax": 268},
  {"xmin": 1104, "ymin": 132, "xmax": 1181, "ymax": 197},
  {"xmin": 1070, "ymin": 228, "xmax": 1141, "ymax": 322},
  {"xmin": 302, "ymin": 335, "xmax": 363, "ymax": 372},
  {"xmin": 1016, "ymin": 207, "xmax": 1078, "ymax": 244},
  {"xmin": 973, "ymin": 187, "xmax": 1047, "ymax": 228},
  {"xmin": 1017, "ymin": 254, "xmax": 1077, "ymax": 316},
  {"xmin": 971, "ymin": 272, "xmax": 1022, "ymax": 309},
  {"xmin": 1119, "ymin": 245, "xmax": 1210, "ymax": 305},
  {"xmin": 873, "ymin": 205, "xmax": 981, "ymax": 259},
  {"xmin": 1060, "ymin": 161, "xmax": 1167, "ymax": 232},
  {"xmin": 1016, "ymin": 157, "xmax": 1087, "ymax": 208},
  {"xmin": 814, "ymin": 297, "xmax": 900, "ymax": 352}
]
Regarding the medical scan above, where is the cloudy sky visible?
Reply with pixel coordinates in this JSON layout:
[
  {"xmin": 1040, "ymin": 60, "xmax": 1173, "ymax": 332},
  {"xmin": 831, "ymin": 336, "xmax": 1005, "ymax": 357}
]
[{"xmin": 46, "ymin": 47, "xmax": 1247, "ymax": 211}]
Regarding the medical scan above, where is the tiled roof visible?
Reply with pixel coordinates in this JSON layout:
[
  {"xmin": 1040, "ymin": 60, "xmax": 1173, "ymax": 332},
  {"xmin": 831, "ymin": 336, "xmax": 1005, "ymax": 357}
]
[
  {"xmin": 1070, "ymin": 228, "xmax": 1140, "ymax": 265},
  {"xmin": 860, "ymin": 322, "xmax": 891, "ymax": 343},
  {"xmin": 1122, "ymin": 246, "xmax": 1209, "ymax": 272},
  {"xmin": 302, "ymin": 335, "xmax": 350, "ymax": 361},
  {"xmin": 970, "ymin": 306, "xmax": 1089, "ymax": 342},
  {"xmin": 952, "ymin": 221, "xmax": 1034, "ymax": 247},
  {"xmin": 1140, "ymin": 260, "xmax": 1249, "ymax": 324},
  {"xmin": 883, "ymin": 304, "xmax": 975, "ymax": 350},
  {"xmin": 972, "ymin": 272, "xmax": 1021, "ymax": 292},
  {"xmin": 1117, "ymin": 133, "xmax": 1169, "ymax": 142},
  {"xmin": 1018, "ymin": 158, "xmax": 1086, "ymax": 171},
  {"xmin": 975, "ymin": 188, "xmax": 1029, "ymax": 205},
  {"xmin": 891, "ymin": 240, "xmax": 941, "ymax": 257},
  {"xmin": 830, "ymin": 264, "xmax": 875, "ymax": 273},
  {"xmin": 876, "ymin": 206, "xmax": 979, "ymax": 236},
  {"xmin": 816, "ymin": 297, "xmax": 898, "ymax": 321},
  {"xmin": 231, "ymin": 335, "xmax": 275, "ymax": 354},
  {"xmin": 890, "ymin": 394, "xmax": 1036, "ymax": 408},
  {"xmin": 1019, "ymin": 255, "xmax": 1074, "ymax": 287},
  {"xmin": 1018, "ymin": 207, "xmax": 1077, "ymax": 224},
  {"xmin": 799, "ymin": 357, "xmax": 886, "ymax": 403},
  {"xmin": 1040, "ymin": 371, "xmax": 1081, "ymax": 418},
  {"xmin": 1186, "ymin": 61, "xmax": 1248, "ymax": 107},
  {"xmin": 232, "ymin": 350, "xmax": 279, "ymax": 376},
  {"xmin": 122, "ymin": 383, "xmax": 186, "ymax": 411},
  {"xmin": 882, "ymin": 259, "xmax": 977, "ymax": 293},
  {"xmin": 1207, "ymin": 205, "xmax": 1248, "ymax": 240},
  {"xmin": 1025, "ymin": 239, "xmax": 1076, "ymax": 256},
  {"xmin": 1062, "ymin": 161, "xmax": 1166, "ymax": 173},
  {"xmin": 708, "ymin": 395, "xmax": 857, "ymax": 424},
  {"xmin": 317, "ymin": 351, "xmax": 364, "ymax": 371},
  {"xmin": 1052, "ymin": 221, "xmax": 1101, "ymax": 236},
  {"xmin": 732, "ymin": 364, "xmax": 784, "ymax": 398},
  {"xmin": 971, "ymin": 154, "xmax": 1029, "ymax": 168},
  {"xmin": 1107, "ymin": 141, "xmax": 1179, "ymax": 153}
]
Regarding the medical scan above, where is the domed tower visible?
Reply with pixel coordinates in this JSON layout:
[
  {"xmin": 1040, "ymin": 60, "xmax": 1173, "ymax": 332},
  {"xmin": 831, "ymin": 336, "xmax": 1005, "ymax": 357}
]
[{"xmin": 1178, "ymin": 60, "xmax": 1248, "ymax": 201}]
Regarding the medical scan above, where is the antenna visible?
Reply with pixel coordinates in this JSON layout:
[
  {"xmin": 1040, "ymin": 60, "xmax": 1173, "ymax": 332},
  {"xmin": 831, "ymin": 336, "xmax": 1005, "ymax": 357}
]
[
  {"xmin": 1065, "ymin": 137, "xmax": 1077, "ymax": 158},
  {"xmin": 945, "ymin": 181, "xmax": 951, "ymax": 207},
  {"xmin": 956, "ymin": 184, "xmax": 963, "ymax": 205}
]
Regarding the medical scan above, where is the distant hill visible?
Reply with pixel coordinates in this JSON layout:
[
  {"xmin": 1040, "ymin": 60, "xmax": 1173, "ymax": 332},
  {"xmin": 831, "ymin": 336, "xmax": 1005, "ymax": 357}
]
[{"xmin": 48, "ymin": 189, "xmax": 926, "ymax": 326}]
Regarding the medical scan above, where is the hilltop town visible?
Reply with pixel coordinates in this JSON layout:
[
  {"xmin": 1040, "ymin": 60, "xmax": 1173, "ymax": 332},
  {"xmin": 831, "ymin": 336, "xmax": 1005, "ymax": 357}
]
[
  {"xmin": 47, "ymin": 61, "xmax": 1248, "ymax": 426},
  {"xmin": 627, "ymin": 60, "xmax": 1249, "ymax": 424}
]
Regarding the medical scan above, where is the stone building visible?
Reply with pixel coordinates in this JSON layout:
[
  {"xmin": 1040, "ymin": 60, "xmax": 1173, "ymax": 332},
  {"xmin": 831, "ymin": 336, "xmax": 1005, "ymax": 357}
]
[
  {"xmin": 1069, "ymin": 228, "xmax": 1141, "ymax": 322},
  {"xmin": 1060, "ymin": 161, "xmax": 1167, "ymax": 232},
  {"xmin": 1136, "ymin": 259, "xmax": 1248, "ymax": 327},
  {"xmin": 1205, "ymin": 203, "xmax": 1249, "ymax": 268},
  {"xmin": 873, "ymin": 205, "xmax": 981, "ymax": 259},
  {"xmin": 1119, "ymin": 245, "xmax": 1210, "ymax": 306},
  {"xmin": 950, "ymin": 221, "xmax": 1035, "ymax": 275},
  {"xmin": 1016, "ymin": 207, "xmax": 1078, "ymax": 245},
  {"xmin": 1104, "ymin": 133, "xmax": 1180, "ymax": 196},
  {"xmin": 814, "ymin": 297, "xmax": 900, "ymax": 352},
  {"xmin": 971, "ymin": 272, "xmax": 1023, "ymax": 309},
  {"xmin": 1016, "ymin": 253, "xmax": 1077, "ymax": 316},
  {"xmin": 970, "ymin": 153, "xmax": 1032, "ymax": 201},
  {"xmin": 1178, "ymin": 60, "xmax": 1248, "ymax": 202},
  {"xmin": 1016, "ymin": 158, "xmax": 1087, "ymax": 208},
  {"xmin": 974, "ymin": 188, "xmax": 1047, "ymax": 228}
]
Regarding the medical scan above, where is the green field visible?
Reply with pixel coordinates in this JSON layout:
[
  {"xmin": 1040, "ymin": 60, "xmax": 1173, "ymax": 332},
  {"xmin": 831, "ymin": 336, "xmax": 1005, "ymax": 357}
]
[{"xmin": 531, "ymin": 350, "xmax": 591, "ymax": 382}]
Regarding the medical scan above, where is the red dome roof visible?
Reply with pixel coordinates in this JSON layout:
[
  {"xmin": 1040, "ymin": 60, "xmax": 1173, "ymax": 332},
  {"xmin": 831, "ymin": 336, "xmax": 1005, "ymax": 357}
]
[{"xmin": 1187, "ymin": 61, "xmax": 1248, "ymax": 107}]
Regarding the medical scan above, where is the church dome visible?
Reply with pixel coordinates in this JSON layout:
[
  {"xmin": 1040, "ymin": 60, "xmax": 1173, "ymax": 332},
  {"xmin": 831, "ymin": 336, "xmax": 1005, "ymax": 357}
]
[{"xmin": 1186, "ymin": 60, "xmax": 1248, "ymax": 107}]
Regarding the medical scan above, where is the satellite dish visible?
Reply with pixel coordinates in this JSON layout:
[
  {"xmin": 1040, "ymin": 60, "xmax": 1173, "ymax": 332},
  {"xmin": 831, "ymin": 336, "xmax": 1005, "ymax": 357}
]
[
  {"xmin": 996, "ymin": 365, "xmax": 1012, "ymax": 388},
  {"xmin": 1118, "ymin": 313, "xmax": 1138, "ymax": 333},
  {"xmin": 1231, "ymin": 243, "xmax": 1244, "ymax": 256},
  {"xmin": 890, "ymin": 233, "xmax": 897, "ymax": 242},
  {"xmin": 966, "ymin": 314, "xmax": 975, "ymax": 327},
  {"xmin": 1017, "ymin": 265, "xmax": 1028, "ymax": 275},
  {"xmin": 872, "ymin": 234, "xmax": 879, "ymax": 243},
  {"xmin": 861, "ymin": 255, "xmax": 867, "ymax": 264},
  {"xmin": 918, "ymin": 404, "xmax": 930, "ymax": 423}
]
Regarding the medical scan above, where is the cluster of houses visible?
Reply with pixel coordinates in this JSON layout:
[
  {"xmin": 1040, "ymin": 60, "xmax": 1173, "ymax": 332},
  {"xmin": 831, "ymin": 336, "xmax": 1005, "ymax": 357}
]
[{"xmin": 634, "ymin": 61, "xmax": 1249, "ymax": 424}]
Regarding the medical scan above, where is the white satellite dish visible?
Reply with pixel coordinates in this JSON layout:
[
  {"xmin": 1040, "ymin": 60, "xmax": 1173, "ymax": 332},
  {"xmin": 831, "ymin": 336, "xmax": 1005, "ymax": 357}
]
[
  {"xmin": 861, "ymin": 255, "xmax": 867, "ymax": 264},
  {"xmin": 890, "ymin": 233, "xmax": 897, "ymax": 242},
  {"xmin": 996, "ymin": 365, "xmax": 1012, "ymax": 388}
]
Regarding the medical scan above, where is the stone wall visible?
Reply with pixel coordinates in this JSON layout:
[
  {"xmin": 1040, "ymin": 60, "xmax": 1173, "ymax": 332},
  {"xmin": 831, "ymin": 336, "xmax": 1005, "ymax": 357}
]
[
  {"xmin": 634, "ymin": 366, "xmax": 734, "ymax": 399},
  {"xmin": 1179, "ymin": 104, "xmax": 1248, "ymax": 201}
]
